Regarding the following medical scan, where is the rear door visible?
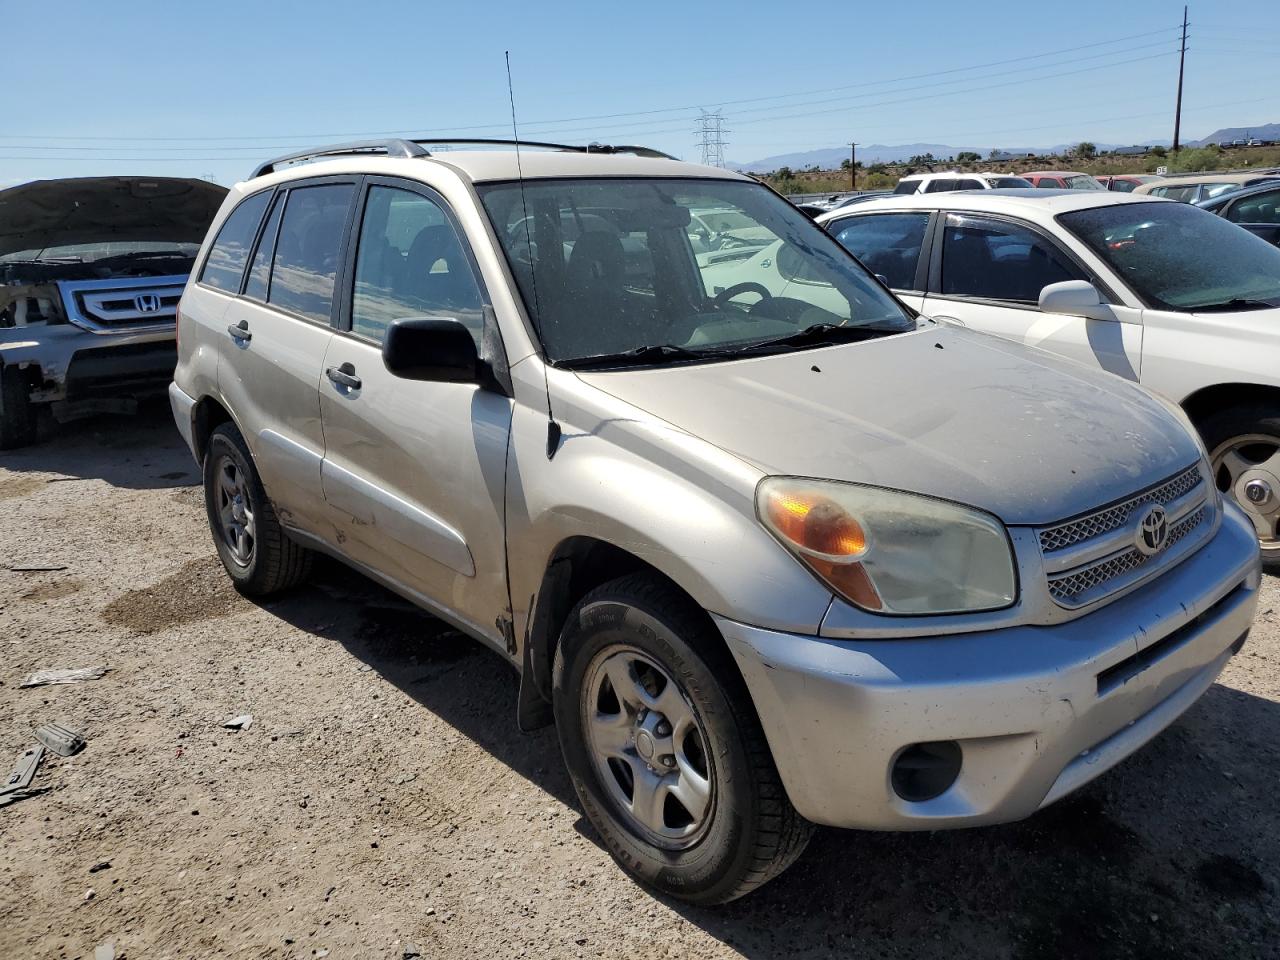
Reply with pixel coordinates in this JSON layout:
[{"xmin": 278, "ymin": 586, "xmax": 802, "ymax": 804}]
[
  {"xmin": 217, "ymin": 177, "xmax": 357, "ymax": 533},
  {"xmin": 920, "ymin": 212, "xmax": 1143, "ymax": 379},
  {"xmin": 824, "ymin": 210, "xmax": 933, "ymax": 312},
  {"xmin": 1220, "ymin": 186, "xmax": 1280, "ymax": 247},
  {"xmin": 318, "ymin": 178, "xmax": 513, "ymax": 644}
]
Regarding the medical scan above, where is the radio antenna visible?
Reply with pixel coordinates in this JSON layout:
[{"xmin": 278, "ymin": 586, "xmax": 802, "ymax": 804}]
[{"xmin": 506, "ymin": 51, "xmax": 561, "ymax": 460}]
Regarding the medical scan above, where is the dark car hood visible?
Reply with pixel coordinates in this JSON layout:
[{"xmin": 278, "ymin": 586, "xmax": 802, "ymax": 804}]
[
  {"xmin": 576, "ymin": 326, "xmax": 1202, "ymax": 526},
  {"xmin": 0, "ymin": 176, "xmax": 227, "ymax": 257}
]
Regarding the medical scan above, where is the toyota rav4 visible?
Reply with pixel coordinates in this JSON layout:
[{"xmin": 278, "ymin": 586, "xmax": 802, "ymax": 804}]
[{"xmin": 170, "ymin": 139, "xmax": 1260, "ymax": 904}]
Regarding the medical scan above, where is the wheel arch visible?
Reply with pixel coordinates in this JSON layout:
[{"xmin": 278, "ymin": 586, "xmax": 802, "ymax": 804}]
[
  {"xmin": 191, "ymin": 394, "xmax": 237, "ymax": 464},
  {"xmin": 1181, "ymin": 382, "xmax": 1280, "ymax": 428},
  {"xmin": 517, "ymin": 537, "xmax": 723, "ymax": 731}
]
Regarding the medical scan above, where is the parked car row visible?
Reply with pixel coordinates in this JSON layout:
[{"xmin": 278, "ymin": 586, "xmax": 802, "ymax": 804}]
[{"xmin": 158, "ymin": 139, "xmax": 1263, "ymax": 905}]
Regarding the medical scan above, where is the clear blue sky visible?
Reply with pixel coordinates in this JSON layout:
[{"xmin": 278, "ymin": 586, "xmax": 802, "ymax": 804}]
[{"xmin": 2, "ymin": 0, "xmax": 1274, "ymax": 186}]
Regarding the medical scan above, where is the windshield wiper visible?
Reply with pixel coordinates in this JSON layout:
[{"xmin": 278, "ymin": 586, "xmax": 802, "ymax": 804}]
[
  {"xmin": 723, "ymin": 322, "xmax": 904, "ymax": 356},
  {"xmin": 557, "ymin": 343, "xmax": 732, "ymax": 370},
  {"xmin": 1188, "ymin": 297, "xmax": 1278, "ymax": 313}
]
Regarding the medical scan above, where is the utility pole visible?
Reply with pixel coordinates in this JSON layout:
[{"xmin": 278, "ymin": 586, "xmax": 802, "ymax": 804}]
[
  {"xmin": 849, "ymin": 142, "xmax": 857, "ymax": 191},
  {"xmin": 1173, "ymin": 5, "xmax": 1188, "ymax": 151}
]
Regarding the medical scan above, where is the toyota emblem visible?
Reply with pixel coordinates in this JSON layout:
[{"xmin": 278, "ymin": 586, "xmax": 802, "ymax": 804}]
[{"xmin": 1134, "ymin": 504, "xmax": 1169, "ymax": 556}]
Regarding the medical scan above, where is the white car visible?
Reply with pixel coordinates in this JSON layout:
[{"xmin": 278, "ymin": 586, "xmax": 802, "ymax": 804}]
[
  {"xmin": 817, "ymin": 190, "xmax": 1280, "ymax": 568},
  {"xmin": 892, "ymin": 171, "xmax": 1033, "ymax": 194}
]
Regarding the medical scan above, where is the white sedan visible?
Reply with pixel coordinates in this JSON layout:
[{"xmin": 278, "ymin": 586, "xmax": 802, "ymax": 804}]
[{"xmin": 816, "ymin": 190, "xmax": 1280, "ymax": 569}]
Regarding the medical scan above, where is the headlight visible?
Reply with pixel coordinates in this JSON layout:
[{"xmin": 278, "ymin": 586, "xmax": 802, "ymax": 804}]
[{"xmin": 757, "ymin": 478, "xmax": 1017, "ymax": 615}]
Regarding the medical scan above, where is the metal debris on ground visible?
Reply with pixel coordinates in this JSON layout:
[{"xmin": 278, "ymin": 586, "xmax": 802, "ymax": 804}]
[
  {"xmin": 0, "ymin": 787, "xmax": 51, "ymax": 809},
  {"xmin": 34, "ymin": 721, "xmax": 87, "ymax": 757},
  {"xmin": 20, "ymin": 666, "xmax": 108, "ymax": 688},
  {"xmin": 222, "ymin": 714, "xmax": 253, "ymax": 731},
  {"xmin": 7, "ymin": 565, "xmax": 69, "ymax": 573},
  {"xmin": 2, "ymin": 745, "xmax": 45, "ymax": 795},
  {"xmin": 93, "ymin": 940, "xmax": 116, "ymax": 960},
  {"xmin": 403, "ymin": 945, "xmax": 422, "ymax": 959}
]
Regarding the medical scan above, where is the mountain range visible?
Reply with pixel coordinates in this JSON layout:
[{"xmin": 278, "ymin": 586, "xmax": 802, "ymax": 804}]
[{"xmin": 726, "ymin": 122, "xmax": 1278, "ymax": 172}]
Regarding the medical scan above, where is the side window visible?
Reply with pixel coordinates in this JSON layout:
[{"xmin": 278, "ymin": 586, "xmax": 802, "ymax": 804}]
[
  {"xmin": 1227, "ymin": 189, "xmax": 1280, "ymax": 224},
  {"xmin": 1111, "ymin": 179, "xmax": 1138, "ymax": 193},
  {"xmin": 1203, "ymin": 182, "xmax": 1241, "ymax": 201},
  {"xmin": 941, "ymin": 215, "xmax": 1084, "ymax": 303},
  {"xmin": 892, "ymin": 179, "xmax": 919, "ymax": 195},
  {"xmin": 199, "ymin": 191, "xmax": 271, "ymax": 292},
  {"xmin": 954, "ymin": 179, "xmax": 985, "ymax": 191},
  {"xmin": 243, "ymin": 192, "xmax": 284, "ymax": 301},
  {"xmin": 268, "ymin": 183, "xmax": 355, "ymax": 324},
  {"xmin": 350, "ymin": 185, "xmax": 485, "ymax": 346},
  {"xmin": 924, "ymin": 178, "xmax": 958, "ymax": 193},
  {"xmin": 831, "ymin": 213, "xmax": 931, "ymax": 290}
]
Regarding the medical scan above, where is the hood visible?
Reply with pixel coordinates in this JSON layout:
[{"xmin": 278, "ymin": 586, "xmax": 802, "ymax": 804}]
[
  {"xmin": 576, "ymin": 326, "xmax": 1202, "ymax": 526},
  {"xmin": 0, "ymin": 177, "xmax": 228, "ymax": 257}
]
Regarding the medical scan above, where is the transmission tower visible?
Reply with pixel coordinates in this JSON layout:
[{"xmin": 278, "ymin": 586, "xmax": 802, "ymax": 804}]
[{"xmin": 694, "ymin": 110, "xmax": 729, "ymax": 167}]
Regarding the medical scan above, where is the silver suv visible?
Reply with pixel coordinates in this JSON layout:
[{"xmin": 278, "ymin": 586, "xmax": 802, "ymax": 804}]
[{"xmin": 171, "ymin": 139, "xmax": 1261, "ymax": 904}]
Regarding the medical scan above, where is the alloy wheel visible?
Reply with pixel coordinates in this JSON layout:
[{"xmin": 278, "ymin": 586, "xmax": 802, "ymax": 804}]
[
  {"xmin": 582, "ymin": 645, "xmax": 715, "ymax": 849},
  {"xmin": 213, "ymin": 454, "xmax": 256, "ymax": 566},
  {"xmin": 1211, "ymin": 433, "xmax": 1280, "ymax": 560}
]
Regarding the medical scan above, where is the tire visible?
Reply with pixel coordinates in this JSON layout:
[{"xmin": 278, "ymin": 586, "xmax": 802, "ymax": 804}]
[
  {"xmin": 202, "ymin": 422, "xmax": 312, "ymax": 595},
  {"xmin": 0, "ymin": 365, "xmax": 37, "ymax": 451},
  {"xmin": 1199, "ymin": 403, "xmax": 1280, "ymax": 574},
  {"xmin": 552, "ymin": 573, "xmax": 813, "ymax": 904}
]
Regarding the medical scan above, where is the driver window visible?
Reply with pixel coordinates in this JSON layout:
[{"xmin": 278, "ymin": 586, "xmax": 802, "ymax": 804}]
[{"xmin": 350, "ymin": 185, "xmax": 485, "ymax": 346}]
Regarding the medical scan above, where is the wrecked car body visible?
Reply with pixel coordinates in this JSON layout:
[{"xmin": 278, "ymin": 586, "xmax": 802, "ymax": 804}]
[{"xmin": 0, "ymin": 176, "xmax": 226, "ymax": 447}]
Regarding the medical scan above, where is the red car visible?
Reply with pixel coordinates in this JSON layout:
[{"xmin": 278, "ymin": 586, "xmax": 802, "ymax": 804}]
[{"xmin": 1021, "ymin": 170, "xmax": 1106, "ymax": 190}]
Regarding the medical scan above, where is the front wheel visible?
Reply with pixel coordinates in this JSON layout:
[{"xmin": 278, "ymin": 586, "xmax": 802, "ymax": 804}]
[
  {"xmin": 1201, "ymin": 404, "xmax": 1280, "ymax": 573},
  {"xmin": 553, "ymin": 573, "xmax": 812, "ymax": 904},
  {"xmin": 202, "ymin": 422, "xmax": 312, "ymax": 595}
]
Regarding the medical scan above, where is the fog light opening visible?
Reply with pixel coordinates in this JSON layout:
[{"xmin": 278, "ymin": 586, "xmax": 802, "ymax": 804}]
[{"xmin": 891, "ymin": 741, "xmax": 962, "ymax": 802}]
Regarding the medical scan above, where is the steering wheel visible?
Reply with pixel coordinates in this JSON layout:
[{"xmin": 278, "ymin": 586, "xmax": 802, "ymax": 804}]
[{"xmin": 712, "ymin": 281, "xmax": 773, "ymax": 309}]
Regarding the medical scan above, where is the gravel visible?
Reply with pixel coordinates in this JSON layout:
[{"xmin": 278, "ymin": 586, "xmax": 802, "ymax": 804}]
[{"xmin": 1, "ymin": 403, "xmax": 1277, "ymax": 959}]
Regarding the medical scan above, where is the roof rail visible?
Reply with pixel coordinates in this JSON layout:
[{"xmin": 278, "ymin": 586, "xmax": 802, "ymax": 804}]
[
  {"xmin": 250, "ymin": 139, "xmax": 430, "ymax": 178},
  {"xmin": 407, "ymin": 138, "xmax": 677, "ymax": 160}
]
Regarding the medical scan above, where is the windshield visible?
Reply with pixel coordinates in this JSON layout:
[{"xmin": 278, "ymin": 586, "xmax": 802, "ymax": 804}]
[
  {"xmin": 994, "ymin": 177, "xmax": 1033, "ymax": 188},
  {"xmin": 0, "ymin": 240, "xmax": 200, "ymax": 264},
  {"xmin": 478, "ymin": 177, "xmax": 914, "ymax": 365},
  {"xmin": 1059, "ymin": 201, "xmax": 1280, "ymax": 310}
]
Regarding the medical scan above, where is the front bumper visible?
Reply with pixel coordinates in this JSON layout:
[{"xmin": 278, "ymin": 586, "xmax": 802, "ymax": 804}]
[
  {"xmin": 720, "ymin": 502, "xmax": 1261, "ymax": 830},
  {"xmin": 0, "ymin": 324, "xmax": 174, "ymax": 403}
]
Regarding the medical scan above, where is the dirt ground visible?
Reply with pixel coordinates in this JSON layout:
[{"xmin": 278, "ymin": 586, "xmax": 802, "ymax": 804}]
[{"xmin": 1, "ymin": 402, "xmax": 1277, "ymax": 960}]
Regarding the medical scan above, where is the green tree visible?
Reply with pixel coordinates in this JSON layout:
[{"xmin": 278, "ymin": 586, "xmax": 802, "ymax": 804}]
[
  {"xmin": 1076, "ymin": 142, "xmax": 1097, "ymax": 159},
  {"xmin": 956, "ymin": 151, "xmax": 981, "ymax": 163},
  {"xmin": 776, "ymin": 166, "xmax": 793, "ymax": 180},
  {"xmin": 1168, "ymin": 146, "xmax": 1222, "ymax": 173},
  {"xmin": 1149, "ymin": 145, "xmax": 1167, "ymax": 158}
]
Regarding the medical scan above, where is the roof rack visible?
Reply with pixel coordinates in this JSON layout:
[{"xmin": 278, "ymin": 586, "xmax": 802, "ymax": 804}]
[
  {"xmin": 251, "ymin": 139, "xmax": 429, "ymax": 178},
  {"xmin": 250, "ymin": 138, "xmax": 676, "ymax": 179}
]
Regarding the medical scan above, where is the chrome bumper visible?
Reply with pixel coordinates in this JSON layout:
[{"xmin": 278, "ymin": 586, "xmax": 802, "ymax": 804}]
[{"xmin": 719, "ymin": 502, "xmax": 1261, "ymax": 830}]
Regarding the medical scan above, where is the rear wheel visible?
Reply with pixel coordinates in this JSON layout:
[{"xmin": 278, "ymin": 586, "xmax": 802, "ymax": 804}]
[
  {"xmin": 202, "ymin": 422, "xmax": 312, "ymax": 594},
  {"xmin": 553, "ymin": 573, "xmax": 812, "ymax": 904},
  {"xmin": 1200, "ymin": 405, "xmax": 1280, "ymax": 573},
  {"xmin": 0, "ymin": 365, "xmax": 36, "ymax": 450}
]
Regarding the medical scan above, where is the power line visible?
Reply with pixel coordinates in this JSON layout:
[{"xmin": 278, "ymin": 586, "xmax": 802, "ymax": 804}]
[{"xmin": 0, "ymin": 26, "xmax": 1185, "ymax": 145}]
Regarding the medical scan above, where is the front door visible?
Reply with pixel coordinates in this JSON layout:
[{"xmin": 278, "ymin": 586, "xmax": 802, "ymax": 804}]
[
  {"xmin": 318, "ymin": 179, "xmax": 513, "ymax": 645},
  {"xmin": 921, "ymin": 212, "xmax": 1143, "ymax": 381}
]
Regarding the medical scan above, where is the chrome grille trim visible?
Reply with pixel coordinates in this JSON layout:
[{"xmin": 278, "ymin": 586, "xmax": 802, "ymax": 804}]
[
  {"xmin": 57, "ymin": 275, "xmax": 186, "ymax": 335},
  {"xmin": 1047, "ymin": 505, "xmax": 1207, "ymax": 607},
  {"xmin": 1038, "ymin": 465, "xmax": 1203, "ymax": 553}
]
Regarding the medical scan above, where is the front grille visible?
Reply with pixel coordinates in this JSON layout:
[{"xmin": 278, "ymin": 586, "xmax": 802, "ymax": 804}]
[
  {"xmin": 1039, "ymin": 466, "xmax": 1202, "ymax": 553},
  {"xmin": 1047, "ymin": 505, "xmax": 1206, "ymax": 606},
  {"xmin": 57, "ymin": 275, "xmax": 186, "ymax": 334}
]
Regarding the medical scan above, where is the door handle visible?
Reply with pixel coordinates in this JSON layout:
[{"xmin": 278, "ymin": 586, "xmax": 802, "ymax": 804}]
[
  {"xmin": 227, "ymin": 322, "xmax": 252, "ymax": 342},
  {"xmin": 326, "ymin": 363, "xmax": 362, "ymax": 391}
]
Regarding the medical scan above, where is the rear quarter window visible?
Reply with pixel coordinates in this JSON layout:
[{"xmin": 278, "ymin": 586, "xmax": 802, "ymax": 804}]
[{"xmin": 199, "ymin": 191, "xmax": 272, "ymax": 292}]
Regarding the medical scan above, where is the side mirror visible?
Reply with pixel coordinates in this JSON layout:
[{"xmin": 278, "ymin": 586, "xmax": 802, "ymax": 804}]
[
  {"xmin": 1038, "ymin": 280, "xmax": 1111, "ymax": 321},
  {"xmin": 382, "ymin": 317, "xmax": 478, "ymax": 383}
]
